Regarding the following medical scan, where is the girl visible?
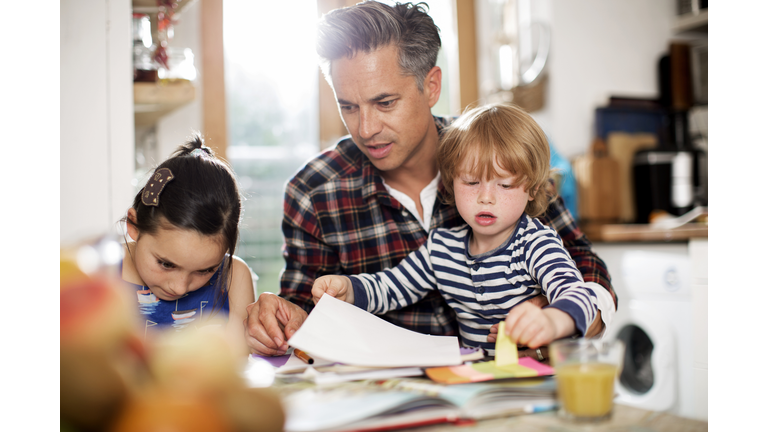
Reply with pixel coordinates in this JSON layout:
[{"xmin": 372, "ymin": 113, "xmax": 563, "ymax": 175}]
[{"xmin": 120, "ymin": 133, "xmax": 254, "ymax": 352}]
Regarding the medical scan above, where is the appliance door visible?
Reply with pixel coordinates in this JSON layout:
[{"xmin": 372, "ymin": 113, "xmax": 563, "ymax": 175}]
[{"xmin": 609, "ymin": 301, "xmax": 677, "ymax": 412}]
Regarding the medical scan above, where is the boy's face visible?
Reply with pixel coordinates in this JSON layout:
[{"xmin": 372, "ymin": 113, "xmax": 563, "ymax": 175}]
[
  {"xmin": 453, "ymin": 156, "xmax": 533, "ymax": 253},
  {"xmin": 329, "ymin": 44, "xmax": 441, "ymax": 176},
  {"xmin": 127, "ymin": 214, "xmax": 226, "ymax": 301}
]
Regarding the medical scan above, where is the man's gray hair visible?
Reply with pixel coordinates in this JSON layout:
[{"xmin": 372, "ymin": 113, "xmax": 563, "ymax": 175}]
[{"xmin": 316, "ymin": 1, "xmax": 441, "ymax": 92}]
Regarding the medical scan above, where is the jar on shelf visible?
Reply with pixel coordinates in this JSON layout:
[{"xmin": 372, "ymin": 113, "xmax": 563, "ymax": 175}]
[
  {"xmin": 132, "ymin": 13, "xmax": 158, "ymax": 82},
  {"xmin": 157, "ymin": 48, "xmax": 197, "ymax": 83}
]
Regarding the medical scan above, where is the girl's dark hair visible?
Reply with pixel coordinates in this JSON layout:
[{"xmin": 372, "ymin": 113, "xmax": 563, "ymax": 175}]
[{"xmin": 125, "ymin": 132, "xmax": 242, "ymax": 313}]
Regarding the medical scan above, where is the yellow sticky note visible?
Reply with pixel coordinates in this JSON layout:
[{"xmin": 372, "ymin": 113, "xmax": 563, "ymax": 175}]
[{"xmin": 495, "ymin": 321, "xmax": 518, "ymax": 366}]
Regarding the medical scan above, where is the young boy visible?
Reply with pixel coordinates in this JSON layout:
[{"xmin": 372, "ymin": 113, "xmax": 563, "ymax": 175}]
[{"xmin": 311, "ymin": 103, "xmax": 598, "ymax": 355}]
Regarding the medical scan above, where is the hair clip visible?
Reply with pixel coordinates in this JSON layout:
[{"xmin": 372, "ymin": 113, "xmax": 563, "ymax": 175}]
[
  {"xmin": 190, "ymin": 148, "xmax": 208, "ymax": 157},
  {"xmin": 141, "ymin": 168, "xmax": 174, "ymax": 207}
]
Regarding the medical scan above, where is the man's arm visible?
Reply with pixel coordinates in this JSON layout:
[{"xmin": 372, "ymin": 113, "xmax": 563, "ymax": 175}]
[
  {"xmin": 243, "ymin": 178, "xmax": 340, "ymax": 355},
  {"xmin": 279, "ymin": 179, "xmax": 341, "ymax": 312}
]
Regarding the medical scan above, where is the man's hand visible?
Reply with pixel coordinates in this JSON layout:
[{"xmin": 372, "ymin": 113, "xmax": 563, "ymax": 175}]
[
  {"xmin": 243, "ymin": 293, "xmax": 308, "ymax": 356},
  {"xmin": 584, "ymin": 309, "xmax": 604, "ymax": 338},
  {"xmin": 311, "ymin": 275, "xmax": 354, "ymax": 304}
]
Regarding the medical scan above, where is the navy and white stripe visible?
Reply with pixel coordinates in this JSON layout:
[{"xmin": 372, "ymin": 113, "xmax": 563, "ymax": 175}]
[{"xmin": 351, "ymin": 214, "xmax": 598, "ymax": 355}]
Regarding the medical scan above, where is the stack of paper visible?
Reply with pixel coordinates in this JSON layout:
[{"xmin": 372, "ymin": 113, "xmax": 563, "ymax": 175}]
[{"xmin": 282, "ymin": 377, "xmax": 557, "ymax": 432}]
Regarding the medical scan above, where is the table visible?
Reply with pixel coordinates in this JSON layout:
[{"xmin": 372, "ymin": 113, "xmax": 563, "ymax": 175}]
[
  {"xmin": 253, "ymin": 356, "xmax": 707, "ymax": 432},
  {"xmin": 395, "ymin": 403, "xmax": 708, "ymax": 432}
]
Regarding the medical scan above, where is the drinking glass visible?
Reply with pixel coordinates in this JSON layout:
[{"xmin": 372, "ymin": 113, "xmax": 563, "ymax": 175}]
[{"xmin": 549, "ymin": 339, "xmax": 625, "ymax": 422}]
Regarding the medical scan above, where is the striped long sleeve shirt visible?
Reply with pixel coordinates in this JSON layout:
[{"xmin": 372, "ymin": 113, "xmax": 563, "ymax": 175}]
[{"xmin": 350, "ymin": 214, "xmax": 598, "ymax": 355}]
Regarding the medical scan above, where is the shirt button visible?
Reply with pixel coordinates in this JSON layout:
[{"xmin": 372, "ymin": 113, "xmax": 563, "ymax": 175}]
[
  {"xmin": 472, "ymin": 264, "xmax": 480, "ymax": 271},
  {"xmin": 478, "ymin": 287, "xmax": 485, "ymax": 294}
]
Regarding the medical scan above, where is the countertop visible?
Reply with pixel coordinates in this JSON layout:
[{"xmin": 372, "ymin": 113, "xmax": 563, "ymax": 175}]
[{"xmin": 582, "ymin": 222, "xmax": 708, "ymax": 243}]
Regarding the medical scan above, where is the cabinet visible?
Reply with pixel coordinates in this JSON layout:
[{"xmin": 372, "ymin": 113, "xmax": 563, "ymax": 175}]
[
  {"xmin": 689, "ymin": 238, "xmax": 707, "ymax": 421},
  {"xmin": 672, "ymin": 5, "xmax": 707, "ymax": 421}
]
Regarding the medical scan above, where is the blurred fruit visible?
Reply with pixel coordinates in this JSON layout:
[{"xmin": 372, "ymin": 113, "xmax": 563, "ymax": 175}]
[
  {"xmin": 219, "ymin": 387, "xmax": 285, "ymax": 432},
  {"xmin": 110, "ymin": 389, "xmax": 232, "ymax": 432},
  {"xmin": 60, "ymin": 251, "xmax": 147, "ymax": 431},
  {"xmin": 61, "ymin": 346, "xmax": 128, "ymax": 431},
  {"xmin": 60, "ymin": 245, "xmax": 285, "ymax": 432},
  {"xmin": 149, "ymin": 325, "xmax": 242, "ymax": 395}
]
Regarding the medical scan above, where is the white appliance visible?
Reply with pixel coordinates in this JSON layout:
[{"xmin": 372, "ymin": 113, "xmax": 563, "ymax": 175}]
[{"xmin": 592, "ymin": 243, "xmax": 695, "ymax": 418}]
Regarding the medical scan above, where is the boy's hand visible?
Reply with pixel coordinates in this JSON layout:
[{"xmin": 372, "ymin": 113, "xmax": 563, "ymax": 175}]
[
  {"xmin": 311, "ymin": 276, "xmax": 355, "ymax": 304},
  {"xmin": 487, "ymin": 295, "xmax": 549, "ymax": 343},
  {"xmin": 502, "ymin": 302, "xmax": 575, "ymax": 349}
]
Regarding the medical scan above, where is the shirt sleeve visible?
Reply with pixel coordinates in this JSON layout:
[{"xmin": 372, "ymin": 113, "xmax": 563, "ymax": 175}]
[
  {"xmin": 350, "ymin": 241, "xmax": 437, "ymax": 314},
  {"xmin": 280, "ymin": 179, "xmax": 338, "ymax": 314},
  {"xmin": 523, "ymin": 228, "xmax": 599, "ymax": 337},
  {"xmin": 539, "ymin": 191, "xmax": 618, "ymax": 310}
]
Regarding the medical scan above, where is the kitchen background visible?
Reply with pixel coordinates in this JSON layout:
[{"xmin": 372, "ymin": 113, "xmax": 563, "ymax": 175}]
[
  {"xmin": 61, "ymin": 0, "xmax": 708, "ymax": 288},
  {"xmin": 18, "ymin": 0, "xmax": 757, "ymax": 428}
]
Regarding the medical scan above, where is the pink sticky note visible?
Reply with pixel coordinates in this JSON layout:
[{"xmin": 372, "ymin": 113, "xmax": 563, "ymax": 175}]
[{"xmin": 518, "ymin": 356, "xmax": 555, "ymax": 375}]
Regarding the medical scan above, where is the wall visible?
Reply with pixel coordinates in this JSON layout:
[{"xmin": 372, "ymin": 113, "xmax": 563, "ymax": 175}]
[
  {"xmin": 530, "ymin": 0, "xmax": 676, "ymax": 159},
  {"xmin": 61, "ymin": 0, "xmax": 135, "ymax": 245}
]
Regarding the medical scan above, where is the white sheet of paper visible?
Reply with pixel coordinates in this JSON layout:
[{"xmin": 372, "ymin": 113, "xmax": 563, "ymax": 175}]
[{"xmin": 287, "ymin": 294, "xmax": 462, "ymax": 367}]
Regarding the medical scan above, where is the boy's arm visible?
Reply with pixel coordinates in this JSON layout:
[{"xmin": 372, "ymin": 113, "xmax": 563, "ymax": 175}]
[
  {"xmin": 524, "ymin": 228, "xmax": 599, "ymax": 338},
  {"xmin": 540, "ymin": 192, "xmax": 616, "ymax": 336},
  {"xmin": 348, "ymin": 242, "xmax": 438, "ymax": 314}
]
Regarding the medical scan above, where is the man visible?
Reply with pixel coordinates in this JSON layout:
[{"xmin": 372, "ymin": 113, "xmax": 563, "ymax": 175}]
[{"xmin": 244, "ymin": 1, "xmax": 616, "ymax": 358}]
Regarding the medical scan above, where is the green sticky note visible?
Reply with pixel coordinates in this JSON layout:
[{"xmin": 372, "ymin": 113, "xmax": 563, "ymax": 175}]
[{"xmin": 495, "ymin": 321, "xmax": 518, "ymax": 366}]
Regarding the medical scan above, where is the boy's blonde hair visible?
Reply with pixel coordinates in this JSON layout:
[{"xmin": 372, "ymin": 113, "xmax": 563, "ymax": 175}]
[{"xmin": 438, "ymin": 103, "xmax": 554, "ymax": 218}]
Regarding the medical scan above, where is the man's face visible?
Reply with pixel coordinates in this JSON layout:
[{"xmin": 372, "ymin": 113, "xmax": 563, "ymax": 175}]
[{"xmin": 329, "ymin": 45, "xmax": 441, "ymax": 174}]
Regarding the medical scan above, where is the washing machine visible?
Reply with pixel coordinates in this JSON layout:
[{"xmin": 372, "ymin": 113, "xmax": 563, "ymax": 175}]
[{"xmin": 592, "ymin": 243, "xmax": 695, "ymax": 419}]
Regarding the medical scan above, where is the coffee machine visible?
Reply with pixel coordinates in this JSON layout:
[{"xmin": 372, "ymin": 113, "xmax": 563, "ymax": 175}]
[
  {"xmin": 633, "ymin": 152, "xmax": 698, "ymax": 224},
  {"xmin": 632, "ymin": 44, "xmax": 707, "ymax": 224}
]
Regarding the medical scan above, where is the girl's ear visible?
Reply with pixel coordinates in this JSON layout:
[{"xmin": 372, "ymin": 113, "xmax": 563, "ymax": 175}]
[{"xmin": 126, "ymin": 208, "xmax": 140, "ymax": 241}]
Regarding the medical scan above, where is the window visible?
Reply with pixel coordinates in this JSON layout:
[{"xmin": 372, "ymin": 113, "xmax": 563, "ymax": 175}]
[
  {"xmin": 224, "ymin": 0, "xmax": 319, "ymax": 294},
  {"xmin": 224, "ymin": 0, "xmax": 459, "ymax": 295}
]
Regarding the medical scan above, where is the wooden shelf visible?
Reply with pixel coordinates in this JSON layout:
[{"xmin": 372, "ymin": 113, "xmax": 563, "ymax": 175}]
[
  {"xmin": 134, "ymin": 81, "xmax": 196, "ymax": 126},
  {"xmin": 674, "ymin": 9, "xmax": 708, "ymax": 33},
  {"xmin": 583, "ymin": 222, "xmax": 708, "ymax": 243}
]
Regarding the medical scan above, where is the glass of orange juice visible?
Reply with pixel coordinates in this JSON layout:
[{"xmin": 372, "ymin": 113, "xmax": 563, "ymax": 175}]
[{"xmin": 549, "ymin": 339, "xmax": 625, "ymax": 422}]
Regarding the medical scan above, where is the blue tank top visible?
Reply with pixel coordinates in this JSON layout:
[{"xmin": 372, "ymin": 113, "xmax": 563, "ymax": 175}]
[{"xmin": 120, "ymin": 258, "xmax": 230, "ymax": 335}]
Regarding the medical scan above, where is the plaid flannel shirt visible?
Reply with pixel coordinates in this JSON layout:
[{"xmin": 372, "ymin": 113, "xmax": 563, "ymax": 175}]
[{"xmin": 280, "ymin": 116, "xmax": 617, "ymax": 336}]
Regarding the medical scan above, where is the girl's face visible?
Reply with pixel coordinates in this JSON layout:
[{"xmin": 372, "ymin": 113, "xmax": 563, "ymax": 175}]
[
  {"xmin": 453, "ymin": 157, "xmax": 533, "ymax": 254},
  {"xmin": 128, "ymin": 218, "xmax": 227, "ymax": 301}
]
